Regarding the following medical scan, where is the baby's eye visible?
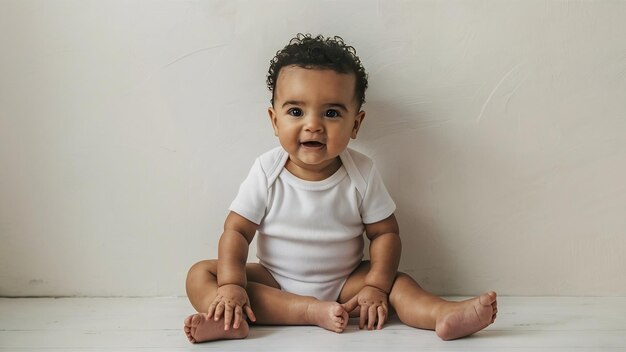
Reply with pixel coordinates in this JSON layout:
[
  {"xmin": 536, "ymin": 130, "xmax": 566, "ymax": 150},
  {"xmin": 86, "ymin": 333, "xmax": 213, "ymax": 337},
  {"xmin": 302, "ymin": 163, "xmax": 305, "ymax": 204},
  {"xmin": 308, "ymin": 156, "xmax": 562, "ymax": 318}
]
[
  {"xmin": 324, "ymin": 109, "xmax": 341, "ymax": 118},
  {"xmin": 287, "ymin": 108, "xmax": 303, "ymax": 117}
]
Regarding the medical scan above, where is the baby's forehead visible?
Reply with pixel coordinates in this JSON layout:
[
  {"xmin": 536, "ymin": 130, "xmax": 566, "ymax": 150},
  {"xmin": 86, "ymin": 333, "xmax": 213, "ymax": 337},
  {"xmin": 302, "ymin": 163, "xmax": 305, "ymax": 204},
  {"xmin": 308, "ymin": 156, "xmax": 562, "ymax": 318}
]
[{"xmin": 275, "ymin": 66, "xmax": 358, "ymax": 103}]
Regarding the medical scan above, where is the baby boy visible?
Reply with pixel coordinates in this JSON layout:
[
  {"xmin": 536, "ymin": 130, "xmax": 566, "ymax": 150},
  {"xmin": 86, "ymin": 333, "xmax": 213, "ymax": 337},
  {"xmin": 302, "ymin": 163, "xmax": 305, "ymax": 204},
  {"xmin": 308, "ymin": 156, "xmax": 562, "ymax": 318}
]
[{"xmin": 184, "ymin": 33, "xmax": 497, "ymax": 343}]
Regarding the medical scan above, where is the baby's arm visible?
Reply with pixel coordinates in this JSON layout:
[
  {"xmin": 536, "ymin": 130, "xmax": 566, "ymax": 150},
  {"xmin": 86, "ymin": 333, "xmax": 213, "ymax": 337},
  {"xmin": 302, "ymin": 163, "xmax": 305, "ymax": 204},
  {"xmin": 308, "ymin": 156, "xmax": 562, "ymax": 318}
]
[
  {"xmin": 343, "ymin": 214, "xmax": 401, "ymax": 330},
  {"xmin": 364, "ymin": 214, "xmax": 401, "ymax": 293},
  {"xmin": 208, "ymin": 211, "xmax": 258, "ymax": 330}
]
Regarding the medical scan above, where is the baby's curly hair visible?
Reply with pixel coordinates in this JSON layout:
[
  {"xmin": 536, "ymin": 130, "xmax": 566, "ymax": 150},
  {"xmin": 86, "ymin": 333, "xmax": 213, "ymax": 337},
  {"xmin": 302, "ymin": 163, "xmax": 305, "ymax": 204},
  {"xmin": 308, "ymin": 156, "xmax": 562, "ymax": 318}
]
[{"xmin": 267, "ymin": 33, "xmax": 368, "ymax": 108}]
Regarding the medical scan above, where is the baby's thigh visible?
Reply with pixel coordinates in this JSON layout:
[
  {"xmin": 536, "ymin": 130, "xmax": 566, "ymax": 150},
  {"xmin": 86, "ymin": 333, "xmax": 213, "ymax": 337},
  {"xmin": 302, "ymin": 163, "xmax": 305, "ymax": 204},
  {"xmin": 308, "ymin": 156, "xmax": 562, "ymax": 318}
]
[
  {"xmin": 246, "ymin": 263, "xmax": 281, "ymax": 289},
  {"xmin": 188, "ymin": 260, "xmax": 280, "ymax": 289}
]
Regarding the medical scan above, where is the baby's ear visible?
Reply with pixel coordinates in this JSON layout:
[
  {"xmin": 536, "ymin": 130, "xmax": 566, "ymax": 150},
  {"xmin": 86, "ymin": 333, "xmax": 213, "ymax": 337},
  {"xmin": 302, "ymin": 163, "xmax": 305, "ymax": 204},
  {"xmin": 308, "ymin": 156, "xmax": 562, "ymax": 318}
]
[
  {"xmin": 268, "ymin": 107, "xmax": 279, "ymax": 136},
  {"xmin": 351, "ymin": 111, "xmax": 366, "ymax": 139}
]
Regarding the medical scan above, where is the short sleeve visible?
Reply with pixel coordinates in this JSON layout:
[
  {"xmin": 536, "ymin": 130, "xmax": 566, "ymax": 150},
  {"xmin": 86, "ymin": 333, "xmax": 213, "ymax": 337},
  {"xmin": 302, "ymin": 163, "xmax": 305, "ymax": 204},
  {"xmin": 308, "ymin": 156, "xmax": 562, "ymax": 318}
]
[
  {"xmin": 229, "ymin": 158, "xmax": 268, "ymax": 225},
  {"xmin": 359, "ymin": 164, "xmax": 396, "ymax": 224}
]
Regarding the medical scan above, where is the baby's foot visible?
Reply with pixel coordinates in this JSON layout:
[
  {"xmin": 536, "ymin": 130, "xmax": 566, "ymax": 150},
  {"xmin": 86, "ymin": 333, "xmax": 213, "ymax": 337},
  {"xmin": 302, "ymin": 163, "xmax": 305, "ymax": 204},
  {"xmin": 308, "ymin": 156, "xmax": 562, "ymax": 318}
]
[
  {"xmin": 183, "ymin": 313, "xmax": 249, "ymax": 343},
  {"xmin": 306, "ymin": 301, "xmax": 349, "ymax": 333},
  {"xmin": 435, "ymin": 291, "xmax": 498, "ymax": 341}
]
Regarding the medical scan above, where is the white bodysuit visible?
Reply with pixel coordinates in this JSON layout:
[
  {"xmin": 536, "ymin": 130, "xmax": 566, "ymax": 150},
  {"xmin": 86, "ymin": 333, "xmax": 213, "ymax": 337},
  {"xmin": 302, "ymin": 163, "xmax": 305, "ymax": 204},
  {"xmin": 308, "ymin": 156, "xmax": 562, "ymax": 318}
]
[{"xmin": 229, "ymin": 147, "xmax": 396, "ymax": 301}]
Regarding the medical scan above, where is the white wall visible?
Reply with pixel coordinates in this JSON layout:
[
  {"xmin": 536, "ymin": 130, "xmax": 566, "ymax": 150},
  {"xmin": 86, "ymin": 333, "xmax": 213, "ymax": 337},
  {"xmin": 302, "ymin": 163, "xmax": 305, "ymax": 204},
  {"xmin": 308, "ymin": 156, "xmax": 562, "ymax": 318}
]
[{"xmin": 1, "ymin": 0, "xmax": 625, "ymax": 297}]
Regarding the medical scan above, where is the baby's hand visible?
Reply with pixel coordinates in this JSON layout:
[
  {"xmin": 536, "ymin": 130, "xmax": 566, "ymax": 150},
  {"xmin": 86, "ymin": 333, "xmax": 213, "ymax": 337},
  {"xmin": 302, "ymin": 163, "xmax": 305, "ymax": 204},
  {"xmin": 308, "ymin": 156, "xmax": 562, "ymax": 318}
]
[
  {"xmin": 207, "ymin": 284, "xmax": 256, "ymax": 330},
  {"xmin": 342, "ymin": 285, "xmax": 389, "ymax": 330}
]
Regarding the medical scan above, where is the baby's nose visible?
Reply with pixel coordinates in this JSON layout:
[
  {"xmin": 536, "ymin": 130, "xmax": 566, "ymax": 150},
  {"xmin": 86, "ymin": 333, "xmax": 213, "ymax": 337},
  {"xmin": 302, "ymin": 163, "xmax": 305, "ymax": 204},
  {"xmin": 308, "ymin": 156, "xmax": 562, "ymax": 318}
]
[{"xmin": 304, "ymin": 115, "xmax": 324, "ymax": 132}]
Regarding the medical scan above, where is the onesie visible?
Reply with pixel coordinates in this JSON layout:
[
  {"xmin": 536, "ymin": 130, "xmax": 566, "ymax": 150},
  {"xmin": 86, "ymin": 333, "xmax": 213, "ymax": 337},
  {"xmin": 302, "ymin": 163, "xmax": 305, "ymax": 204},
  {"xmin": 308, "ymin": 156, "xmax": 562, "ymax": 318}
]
[{"xmin": 229, "ymin": 147, "xmax": 396, "ymax": 301}]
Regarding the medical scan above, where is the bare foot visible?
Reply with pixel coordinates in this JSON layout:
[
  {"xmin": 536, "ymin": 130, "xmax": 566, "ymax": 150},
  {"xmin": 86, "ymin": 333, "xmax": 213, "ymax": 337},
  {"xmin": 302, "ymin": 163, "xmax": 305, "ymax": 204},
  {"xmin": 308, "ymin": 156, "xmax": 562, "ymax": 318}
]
[
  {"xmin": 306, "ymin": 301, "xmax": 349, "ymax": 333},
  {"xmin": 435, "ymin": 291, "xmax": 498, "ymax": 341},
  {"xmin": 183, "ymin": 313, "xmax": 249, "ymax": 343}
]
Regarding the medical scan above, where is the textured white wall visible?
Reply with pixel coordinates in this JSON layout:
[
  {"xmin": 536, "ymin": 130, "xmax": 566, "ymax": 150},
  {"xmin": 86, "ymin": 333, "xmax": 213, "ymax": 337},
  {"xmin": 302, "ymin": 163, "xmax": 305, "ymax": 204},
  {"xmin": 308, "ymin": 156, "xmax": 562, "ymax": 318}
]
[{"xmin": 1, "ymin": 0, "xmax": 625, "ymax": 297}]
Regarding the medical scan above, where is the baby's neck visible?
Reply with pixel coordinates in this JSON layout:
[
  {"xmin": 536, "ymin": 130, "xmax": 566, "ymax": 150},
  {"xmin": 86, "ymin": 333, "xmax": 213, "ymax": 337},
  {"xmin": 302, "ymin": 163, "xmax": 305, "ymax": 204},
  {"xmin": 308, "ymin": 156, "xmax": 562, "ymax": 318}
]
[{"xmin": 285, "ymin": 157, "xmax": 342, "ymax": 181}]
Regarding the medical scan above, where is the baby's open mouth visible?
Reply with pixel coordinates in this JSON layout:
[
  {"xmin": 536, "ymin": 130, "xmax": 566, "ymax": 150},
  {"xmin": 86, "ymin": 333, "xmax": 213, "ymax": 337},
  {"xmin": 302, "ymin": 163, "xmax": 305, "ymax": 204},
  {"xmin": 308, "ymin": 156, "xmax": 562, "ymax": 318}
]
[{"xmin": 301, "ymin": 141, "xmax": 325, "ymax": 148}]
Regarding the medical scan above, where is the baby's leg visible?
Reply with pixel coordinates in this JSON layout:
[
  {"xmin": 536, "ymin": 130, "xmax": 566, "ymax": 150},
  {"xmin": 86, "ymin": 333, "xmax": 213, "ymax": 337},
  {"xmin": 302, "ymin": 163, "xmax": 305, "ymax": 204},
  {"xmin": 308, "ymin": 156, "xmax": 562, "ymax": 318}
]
[
  {"xmin": 246, "ymin": 282, "xmax": 348, "ymax": 333},
  {"xmin": 184, "ymin": 260, "xmax": 348, "ymax": 343},
  {"xmin": 339, "ymin": 261, "xmax": 497, "ymax": 340},
  {"xmin": 184, "ymin": 260, "xmax": 278, "ymax": 343},
  {"xmin": 389, "ymin": 273, "xmax": 497, "ymax": 340}
]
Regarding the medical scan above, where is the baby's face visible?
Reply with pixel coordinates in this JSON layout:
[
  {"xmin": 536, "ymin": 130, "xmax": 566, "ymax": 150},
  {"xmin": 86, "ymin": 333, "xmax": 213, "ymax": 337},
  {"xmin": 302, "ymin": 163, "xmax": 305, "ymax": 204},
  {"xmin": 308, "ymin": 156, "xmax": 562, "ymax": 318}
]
[{"xmin": 268, "ymin": 65, "xmax": 365, "ymax": 179}]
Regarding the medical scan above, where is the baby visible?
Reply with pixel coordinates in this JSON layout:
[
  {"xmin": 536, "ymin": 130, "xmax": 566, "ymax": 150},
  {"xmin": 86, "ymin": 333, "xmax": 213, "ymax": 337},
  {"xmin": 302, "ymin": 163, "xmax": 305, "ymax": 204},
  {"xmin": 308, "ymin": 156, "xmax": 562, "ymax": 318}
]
[{"xmin": 184, "ymin": 33, "xmax": 497, "ymax": 343}]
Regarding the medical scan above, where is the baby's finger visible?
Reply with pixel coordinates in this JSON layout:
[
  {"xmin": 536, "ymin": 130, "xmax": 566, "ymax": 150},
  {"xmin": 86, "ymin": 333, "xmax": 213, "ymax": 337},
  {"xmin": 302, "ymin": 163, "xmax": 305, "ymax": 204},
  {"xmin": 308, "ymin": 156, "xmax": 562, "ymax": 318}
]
[
  {"xmin": 359, "ymin": 304, "xmax": 368, "ymax": 329},
  {"xmin": 368, "ymin": 305, "xmax": 377, "ymax": 330},
  {"xmin": 245, "ymin": 304, "xmax": 257, "ymax": 322},
  {"xmin": 207, "ymin": 300, "xmax": 218, "ymax": 319},
  {"xmin": 214, "ymin": 301, "xmax": 225, "ymax": 321},
  {"xmin": 342, "ymin": 295, "xmax": 359, "ymax": 314},
  {"xmin": 233, "ymin": 305, "xmax": 243, "ymax": 329},
  {"xmin": 376, "ymin": 306, "xmax": 386, "ymax": 330},
  {"xmin": 223, "ymin": 304, "xmax": 234, "ymax": 330}
]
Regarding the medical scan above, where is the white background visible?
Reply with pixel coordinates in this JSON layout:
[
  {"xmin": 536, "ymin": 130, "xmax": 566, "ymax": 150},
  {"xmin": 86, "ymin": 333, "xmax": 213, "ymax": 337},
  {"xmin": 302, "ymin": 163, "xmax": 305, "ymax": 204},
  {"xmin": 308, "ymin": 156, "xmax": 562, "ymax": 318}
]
[{"xmin": 1, "ymin": 0, "xmax": 625, "ymax": 297}]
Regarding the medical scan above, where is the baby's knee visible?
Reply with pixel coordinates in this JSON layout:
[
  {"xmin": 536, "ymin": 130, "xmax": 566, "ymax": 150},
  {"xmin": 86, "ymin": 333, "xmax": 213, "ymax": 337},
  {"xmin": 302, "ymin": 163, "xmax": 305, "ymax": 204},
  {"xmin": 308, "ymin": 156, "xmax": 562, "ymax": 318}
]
[
  {"xmin": 188, "ymin": 259, "xmax": 218, "ymax": 278},
  {"xmin": 395, "ymin": 272, "xmax": 413, "ymax": 283},
  {"xmin": 390, "ymin": 272, "xmax": 417, "ymax": 294}
]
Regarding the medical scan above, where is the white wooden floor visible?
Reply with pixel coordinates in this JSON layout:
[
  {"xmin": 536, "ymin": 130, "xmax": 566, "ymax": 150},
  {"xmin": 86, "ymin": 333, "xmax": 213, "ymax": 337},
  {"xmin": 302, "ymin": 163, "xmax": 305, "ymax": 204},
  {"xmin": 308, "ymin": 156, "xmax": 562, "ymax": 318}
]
[{"xmin": 1, "ymin": 296, "xmax": 625, "ymax": 351}]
